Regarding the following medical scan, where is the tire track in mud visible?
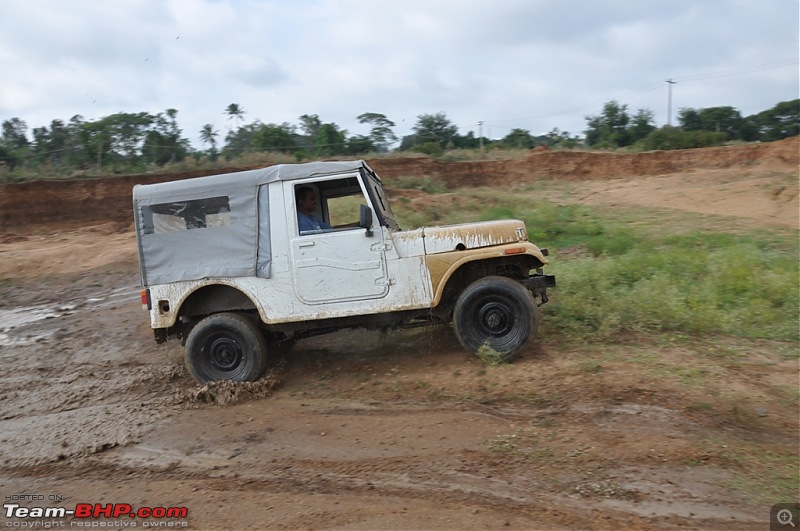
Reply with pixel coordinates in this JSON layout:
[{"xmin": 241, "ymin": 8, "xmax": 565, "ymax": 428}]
[{"xmin": 0, "ymin": 272, "xmax": 291, "ymax": 468}]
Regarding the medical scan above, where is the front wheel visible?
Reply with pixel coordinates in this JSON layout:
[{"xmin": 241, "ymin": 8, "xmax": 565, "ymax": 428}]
[
  {"xmin": 185, "ymin": 313, "xmax": 268, "ymax": 384},
  {"xmin": 453, "ymin": 276, "xmax": 539, "ymax": 362}
]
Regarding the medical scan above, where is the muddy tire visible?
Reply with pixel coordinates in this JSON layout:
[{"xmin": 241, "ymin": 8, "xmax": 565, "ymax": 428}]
[
  {"xmin": 185, "ymin": 312, "xmax": 268, "ymax": 384},
  {"xmin": 453, "ymin": 276, "xmax": 538, "ymax": 362}
]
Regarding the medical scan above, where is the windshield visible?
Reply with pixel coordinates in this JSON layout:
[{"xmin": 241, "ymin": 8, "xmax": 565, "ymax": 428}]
[{"xmin": 362, "ymin": 168, "xmax": 400, "ymax": 231}]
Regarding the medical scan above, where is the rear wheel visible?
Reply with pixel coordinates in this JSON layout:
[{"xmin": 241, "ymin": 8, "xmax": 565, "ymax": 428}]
[
  {"xmin": 185, "ymin": 312, "xmax": 268, "ymax": 384},
  {"xmin": 453, "ymin": 276, "xmax": 538, "ymax": 362}
]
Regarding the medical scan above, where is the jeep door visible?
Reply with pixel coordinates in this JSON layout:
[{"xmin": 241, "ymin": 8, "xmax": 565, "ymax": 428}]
[{"xmin": 289, "ymin": 178, "xmax": 389, "ymax": 304}]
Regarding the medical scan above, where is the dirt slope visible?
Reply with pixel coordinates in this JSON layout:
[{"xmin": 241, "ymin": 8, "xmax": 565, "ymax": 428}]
[{"xmin": 1, "ymin": 138, "xmax": 797, "ymax": 232}]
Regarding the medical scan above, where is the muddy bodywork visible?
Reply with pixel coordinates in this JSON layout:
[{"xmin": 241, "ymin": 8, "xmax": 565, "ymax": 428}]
[
  {"xmin": 421, "ymin": 219, "xmax": 530, "ymax": 253},
  {"xmin": 133, "ymin": 161, "xmax": 554, "ymax": 347}
]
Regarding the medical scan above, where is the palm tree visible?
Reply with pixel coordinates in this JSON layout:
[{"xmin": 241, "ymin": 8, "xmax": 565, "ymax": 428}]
[
  {"xmin": 225, "ymin": 103, "xmax": 245, "ymax": 131},
  {"xmin": 199, "ymin": 123, "xmax": 219, "ymax": 152}
]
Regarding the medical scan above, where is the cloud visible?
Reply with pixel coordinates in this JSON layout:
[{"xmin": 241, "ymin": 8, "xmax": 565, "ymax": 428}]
[{"xmin": 0, "ymin": 0, "xmax": 796, "ymax": 146}]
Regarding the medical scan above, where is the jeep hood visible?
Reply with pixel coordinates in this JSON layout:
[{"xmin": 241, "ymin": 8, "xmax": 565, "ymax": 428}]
[{"xmin": 422, "ymin": 220, "xmax": 527, "ymax": 254}]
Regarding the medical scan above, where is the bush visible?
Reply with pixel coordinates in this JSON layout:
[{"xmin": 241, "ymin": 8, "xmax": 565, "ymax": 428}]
[
  {"xmin": 636, "ymin": 126, "xmax": 727, "ymax": 151},
  {"xmin": 411, "ymin": 142, "xmax": 445, "ymax": 157}
]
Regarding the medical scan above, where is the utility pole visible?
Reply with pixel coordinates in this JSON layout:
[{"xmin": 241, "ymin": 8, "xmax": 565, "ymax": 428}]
[
  {"xmin": 665, "ymin": 79, "xmax": 676, "ymax": 126},
  {"xmin": 478, "ymin": 121, "xmax": 484, "ymax": 149}
]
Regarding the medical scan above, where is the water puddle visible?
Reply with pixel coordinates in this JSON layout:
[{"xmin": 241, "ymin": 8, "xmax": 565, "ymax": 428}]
[
  {"xmin": 0, "ymin": 287, "xmax": 139, "ymax": 347},
  {"xmin": 0, "ymin": 306, "xmax": 65, "ymax": 346}
]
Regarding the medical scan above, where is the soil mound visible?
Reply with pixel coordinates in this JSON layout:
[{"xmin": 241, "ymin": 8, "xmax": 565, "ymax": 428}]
[
  {"xmin": 370, "ymin": 137, "xmax": 799, "ymax": 189},
  {"xmin": 0, "ymin": 138, "xmax": 796, "ymax": 232}
]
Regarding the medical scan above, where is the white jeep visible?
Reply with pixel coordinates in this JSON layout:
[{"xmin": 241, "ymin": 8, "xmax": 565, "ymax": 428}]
[{"xmin": 133, "ymin": 160, "xmax": 555, "ymax": 383}]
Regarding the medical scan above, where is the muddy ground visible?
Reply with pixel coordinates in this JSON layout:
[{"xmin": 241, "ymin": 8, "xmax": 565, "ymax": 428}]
[{"xmin": 0, "ymin": 141, "xmax": 798, "ymax": 530}]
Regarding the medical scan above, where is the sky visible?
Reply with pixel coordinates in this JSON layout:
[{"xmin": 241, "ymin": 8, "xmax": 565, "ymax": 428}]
[{"xmin": 0, "ymin": 0, "xmax": 797, "ymax": 148}]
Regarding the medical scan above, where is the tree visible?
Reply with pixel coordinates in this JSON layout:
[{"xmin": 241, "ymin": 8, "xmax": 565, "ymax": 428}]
[
  {"xmin": 697, "ymin": 106, "xmax": 743, "ymax": 139},
  {"xmin": 28, "ymin": 120, "xmax": 69, "ymax": 168},
  {"xmin": 315, "ymin": 122, "xmax": 346, "ymax": 156},
  {"xmin": 453, "ymin": 131, "xmax": 482, "ymax": 149},
  {"xmin": 225, "ymin": 103, "xmax": 246, "ymax": 131},
  {"xmin": 252, "ymin": 122, "xmax": 297, "ymax": 153},
  {"xmin": 678, "ymin": 108, "xmax": 703, "ymax": 131},
  {"xmin": 48, "ymin": 119, "xmax": 70, "ymax": 167},
  {"xmin": 584, "ymin": 101, "xmax": 631, "ymax": 147},
  {"xmin": 627, "ymin": 109, "xmax": 656, "ymax": 143},
  {"xmin": 357, "ymin": 112, "xmax": 397, "ymax": 152},
  {"xmin": 638, "ymin": 126, "xmax": 725, "ymax": 151},
  {"xmin": 31, "ymin": 125, "xmax": 51, "ymax": 165},
  {"xmin": 750, "ymin": 99, "xmax": 799, "ymax": 141},
  {"xmin": 103, "ymin": 112, "xmax": 153, "ymax": 160},
  {"xmin": 678, "ymin": 106, "xmax": 743, "ymax": 140},
  {"xmin": 2, "ymin": 118, "xmax": 29, "ymax": 149},
  {"xmin": 501, "ymin": 128, "xmax": 536, "ymax": 149},
  {"xmin": 0, "ymin": 144, "xmax": 18, "ymax": 171},
  {"xmin": 298, "ymin": 114, "xmax": 322, "ymax": 152},
  {"xmin": 411, "ymin": 112, "xmax": 458, "ymax": 149},
  {"xmin": 142, "ymin": 109, "xmax": 189, "ymax": 165},
  {"xmin": 64, "ymin": 115, "xmax": 86, "ymax": 169},
  {"xmin": 73, "ymin": 112, "xmax": 153, "ymax": 170},
  {"xmin": 224, "ymin": 122, "xmax": 262, "ymax": 157},
  {"xmin": 298, "ymin": 114, "xmax": 322, "ymax": 139},
  {"xmin": 346, "ymin": 134, "xmax": 375, "ymax": 155},
  {"xmin": 199, "ymin": 123, "xmax": 220, "ymax": 157},
  {"xmin": 540, "ymin": 128, "xmax": 581, "ymax": 149}
]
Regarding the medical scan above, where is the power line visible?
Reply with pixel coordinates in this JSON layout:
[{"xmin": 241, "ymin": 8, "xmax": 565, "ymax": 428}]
[
  {"xmin": 481, "ymin": 57, "xmax": 799, "ymax": 130},
  {"xmin": 673, "ymin": 57, "xmax": 798, "ymax": 83}
]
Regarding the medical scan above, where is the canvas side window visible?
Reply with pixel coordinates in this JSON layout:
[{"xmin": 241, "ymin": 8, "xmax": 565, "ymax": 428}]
[{"xmin": 141, "ymin": 196, "xmax": 231, "ymax": 235}]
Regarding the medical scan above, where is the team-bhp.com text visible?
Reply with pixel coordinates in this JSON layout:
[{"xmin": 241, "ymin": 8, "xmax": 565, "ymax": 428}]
[{"xmin": 4, "ymin": 503, "xmax": 189, "ymax": 528}]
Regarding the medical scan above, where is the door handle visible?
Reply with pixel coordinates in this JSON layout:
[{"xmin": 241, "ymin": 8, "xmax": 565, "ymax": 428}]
[{"xmin": 298, "ymin": 241, "xmax": 315, "ymax": 248}]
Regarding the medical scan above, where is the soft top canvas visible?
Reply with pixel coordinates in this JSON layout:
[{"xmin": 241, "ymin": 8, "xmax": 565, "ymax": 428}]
[{"xmin": 133, "ymin": 160, "xmax": 369, "ymax": 286}]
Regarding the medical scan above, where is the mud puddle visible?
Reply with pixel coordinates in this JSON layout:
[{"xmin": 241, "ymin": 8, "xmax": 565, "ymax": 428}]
[
  {"xmin": 0, "ymin": 305, "xmax": 63, "ymax": 346},
  {"xmin": 0, "ymin": 284, "xmax": 138, "ymax": 346}
]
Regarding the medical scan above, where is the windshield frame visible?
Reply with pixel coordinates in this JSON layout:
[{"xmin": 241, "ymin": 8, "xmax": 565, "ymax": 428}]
[{"xmin": 361, "ymin": 167, "xmax": 400, "ymax": 231}]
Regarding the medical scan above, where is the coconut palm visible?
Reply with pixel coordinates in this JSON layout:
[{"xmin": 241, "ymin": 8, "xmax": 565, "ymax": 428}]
[
  {"xmin": 199, "ymin": 123, "xmax": 219, "ymax": 152},
  {"xmin": 225, "ymin": 103, "xmax": 246, "ymax": 131}
]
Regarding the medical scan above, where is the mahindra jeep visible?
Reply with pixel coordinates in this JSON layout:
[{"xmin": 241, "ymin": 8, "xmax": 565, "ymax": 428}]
[{"xmin": 133, "ymin": 160, "xmax": 555, "ymax": 383}]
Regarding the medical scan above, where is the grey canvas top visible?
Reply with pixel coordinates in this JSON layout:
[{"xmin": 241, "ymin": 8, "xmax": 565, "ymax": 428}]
[
  {"xmin": 133, "ymin": 160, "xmax": 370, "ymax": 202},
  {"xmin": 133, "ymin": 160, "xmax": 372, "ymax": 287}
]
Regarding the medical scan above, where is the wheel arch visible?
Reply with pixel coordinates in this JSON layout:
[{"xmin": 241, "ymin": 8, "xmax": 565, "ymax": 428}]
[
  {"xmin": 177, "ymin": 283, "xmax": 261, "ymax": 322},
  {"xmin": 431, "ymin": 251, "xmax": 543, "ymax": 316}
]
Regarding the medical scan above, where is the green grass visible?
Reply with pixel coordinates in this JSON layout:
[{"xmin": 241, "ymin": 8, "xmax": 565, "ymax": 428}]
[
  {"xmin": 475, "ymin": 343, "xmax": 508, "ymax": 366},
  {"xmin": 546, "ymin": 239, "xmax": 798, "ymax": 342},
  {"xmin": 392, "ymin": 192, "xmax": 799, "ymax": 344}
]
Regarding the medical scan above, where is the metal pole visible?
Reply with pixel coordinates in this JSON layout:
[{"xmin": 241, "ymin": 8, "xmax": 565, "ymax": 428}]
[
  {"xmin": 666, "ymin": 79, "xmax": 676, "ymax": 126},
  {"xmin": 478, "ymin": 121, "xmax": 483, "ymax": 149}
]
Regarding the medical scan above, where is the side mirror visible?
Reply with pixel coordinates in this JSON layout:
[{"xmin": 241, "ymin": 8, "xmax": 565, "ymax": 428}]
[{"xmin": 359, "ymin": 205, "xmax": 373, "ymax": 237}]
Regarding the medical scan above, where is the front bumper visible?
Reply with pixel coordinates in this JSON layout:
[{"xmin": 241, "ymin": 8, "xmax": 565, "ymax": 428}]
[{"xmin": 521, "ymin": 274, "xmax": 556, "ymax": 305}]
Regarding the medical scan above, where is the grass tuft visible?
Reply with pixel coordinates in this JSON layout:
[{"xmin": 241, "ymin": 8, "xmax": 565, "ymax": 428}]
[{"xmin": 475, "ymin": 343, "xmax": 509, "ymax": 366}]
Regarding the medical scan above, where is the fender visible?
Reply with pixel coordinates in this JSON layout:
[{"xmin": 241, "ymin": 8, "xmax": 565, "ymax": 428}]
[
  {"xmin": 426, "ymin": 242, "xmax": 549, "ymax": 307},
  {"xmin": 148, "ymin": 278, "xmax": 272, "ymax": 329}
]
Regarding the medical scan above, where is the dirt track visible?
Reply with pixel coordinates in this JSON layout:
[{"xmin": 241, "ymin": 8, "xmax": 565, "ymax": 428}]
[{"xmin": 0, "ymin": 140, "xmax": 798, "ymax": 530}]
